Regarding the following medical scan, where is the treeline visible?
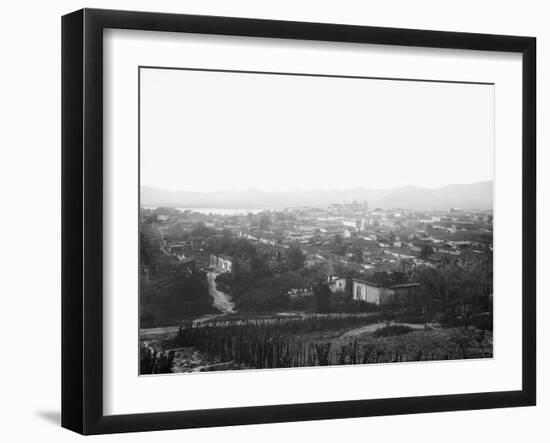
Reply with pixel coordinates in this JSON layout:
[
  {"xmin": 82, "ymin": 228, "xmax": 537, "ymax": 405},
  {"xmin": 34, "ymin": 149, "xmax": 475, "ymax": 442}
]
[
  {"xmin": 411, "ymin": 254, "xmax": 492, "ymax": 327},
  {"xmin": 210, "ymin": 236, "xmax": 325, "ymax": 312},
  {"xmin": 140, "ymin": 224, "xmax": 215, "ymax": 328},
  {"xmin": 140, "ymin": 271, "xmax": 215, "ymax": 328},
  {"xmin": 212, "ymin": 236, "xmax": 492, "ymax": 321},
  {"xmin": 350, "ymin": 252, "xmax": 493, "ymax": 329},
  {"xmin": 211, "ymin": 236, "xmax": 307, "ymax": 275}
]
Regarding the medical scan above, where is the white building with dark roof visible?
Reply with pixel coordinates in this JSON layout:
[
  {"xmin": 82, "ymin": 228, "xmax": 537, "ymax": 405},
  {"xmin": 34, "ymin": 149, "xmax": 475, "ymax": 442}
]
[
  {"xmin": 352, "ymin": 279, "xmax": 420, "ymax": 305},
  {"xmin": 210, "ymin": 254, "xmax": 234, "ymax": 273}
]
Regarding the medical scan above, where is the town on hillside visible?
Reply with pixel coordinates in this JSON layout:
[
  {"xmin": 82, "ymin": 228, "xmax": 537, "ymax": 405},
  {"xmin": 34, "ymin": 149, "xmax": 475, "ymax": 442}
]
[{"xmin": 139, "ymin": 201, "xmax": 493, "ymax": 374}]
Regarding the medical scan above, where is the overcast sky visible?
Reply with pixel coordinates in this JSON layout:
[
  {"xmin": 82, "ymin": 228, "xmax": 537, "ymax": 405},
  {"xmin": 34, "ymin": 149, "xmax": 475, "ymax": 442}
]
[{"xmin": 140, "ymin": 67, "xmax": 494, "ymax": 193}]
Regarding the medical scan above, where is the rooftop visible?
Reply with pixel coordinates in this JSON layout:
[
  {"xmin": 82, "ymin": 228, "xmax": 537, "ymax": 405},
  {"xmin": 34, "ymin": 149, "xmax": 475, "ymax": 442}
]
[
  {"xmin": 390, "ymin": 283, "xmax": 421, "ymax": 289},
  {"xmin": 212, "ymin": 253, "xmax": 234, "ymax": 261}
]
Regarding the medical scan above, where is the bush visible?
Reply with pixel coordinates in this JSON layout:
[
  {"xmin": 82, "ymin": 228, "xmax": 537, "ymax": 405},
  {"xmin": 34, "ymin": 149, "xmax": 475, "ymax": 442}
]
[
  {"xmin": 469, "ymin": 312, "xmax": 493, "ymax": 330},
  {"xmin": 288, "ymin": 295, "xmax": 316, "ymax": 311},
  {"xmin": 140, "ymin": 299, "xmax": 216, "ymax": 328},
  {"xmin": 440, "ymin": 312, "xmax": 492, "ymax": 330},
  {"xmin": 373, "ymin": 325, "xmax": 414, "ymax": 338},
  {"xmin": 329, "ymin": 293, "xmax": 380, "ymax": 313},
  {"xmin": 396, "ymin": 313, "xmax": 430, "ymax": 324}
]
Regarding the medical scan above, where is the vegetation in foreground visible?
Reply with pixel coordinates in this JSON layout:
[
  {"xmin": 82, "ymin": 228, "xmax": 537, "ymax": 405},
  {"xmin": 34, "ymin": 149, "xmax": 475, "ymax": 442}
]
[{"xmin": 140, "ymin": 314, "xmax": 492, "ymax": 374}]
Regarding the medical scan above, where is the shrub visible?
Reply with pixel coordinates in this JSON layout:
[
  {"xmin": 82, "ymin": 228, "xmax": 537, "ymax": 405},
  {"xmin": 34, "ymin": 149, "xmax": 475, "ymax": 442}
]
[
  {"xmin": 396, "ymin": 313, "xmax": 430, "ymax": 324},
  {"xmin": 373, "ymin": 324, "xmax": 414, "ymax": 338},
  {"xmin": 469, "ymin": 312, "xmax": 493, "ymax": 330},
  {"xmin": 329, "ymin": 293, "xmax": 380, "ymax": 313}
]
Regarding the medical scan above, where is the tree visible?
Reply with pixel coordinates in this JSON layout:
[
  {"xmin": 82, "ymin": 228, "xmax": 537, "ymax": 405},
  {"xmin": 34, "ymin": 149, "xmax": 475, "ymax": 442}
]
[
  {"xmin": 413, "ymin": 265, "xmax": 444, "ymax": 315},
  {"xmin": 287, "ymin": 247, "xmax": 306, "ymax": 270},
  {"xmin": 165, "ymin": 222, "xmax": 188, "ymax": 242},
  {"xmin": 331, "ymin": 261, "xmax": 358, "ymax": 278},
  {"xmin": 412, "ymin": 256, "xmax": 492, "ymax": 326},
  {"xmin": 389, "ymin": 271, "xmax": 408, "ymax": 284},
  {"xmin": 191, "ymin": 222, "xmax": 214, "ymax": 237},
  {"xmin": 274, "ymin": 211, "xmax": 292, "ymax": 222},
  {"xmin": 419, "ymin": 245, "xmax": 434, "ymax": 259},
  {"xmin": 398, "ymin": 260, "xmax": 415, "ymax": 279},
  {"xmin": 314, "ymin": 282, "xmax": 332, "ymax": 313},
  {"xmin": 370, "ymin": 271, "xmax": 394, "ymax": 286},
  {"xmin": 153, "ymin": 206, "xmax": 180, "ymax": 216},
  {"xmin": 259, "ymin": 213, "xmax": 272, "ymax": 230},
  {"xmin": 250, "ymin": 254, "xmax": 272, "ymax": 279},
  {"xmin": 232, "ymin": 258, "xmax": 240, "ymax": 276},
  {"xmin": 350, "ymin": 246, "xmax": 364, "ymax": 264}
]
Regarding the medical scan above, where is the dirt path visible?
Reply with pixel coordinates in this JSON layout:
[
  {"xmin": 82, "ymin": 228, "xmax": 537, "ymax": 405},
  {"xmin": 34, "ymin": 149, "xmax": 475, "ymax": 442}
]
[
  {"xmin": 140, "ymin": 325, "xmax": 179, "ymax": 340},
  {"xmin": 340, "ymin": 321, "xmax": 439, "ymax": 339},
  {"xmin": 141, "ymin": 311, "xmax": 385, "ymax": 339},
  {"xmin": 207, "ymin": 271, "xmax": 235, "ymax": 313}
]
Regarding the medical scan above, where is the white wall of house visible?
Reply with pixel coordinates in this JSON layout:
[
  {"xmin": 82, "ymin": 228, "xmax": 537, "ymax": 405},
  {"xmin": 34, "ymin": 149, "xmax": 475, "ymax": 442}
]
[{"xmin": 353, "ymin": 281, "xmax": 382, "ymax": 304}]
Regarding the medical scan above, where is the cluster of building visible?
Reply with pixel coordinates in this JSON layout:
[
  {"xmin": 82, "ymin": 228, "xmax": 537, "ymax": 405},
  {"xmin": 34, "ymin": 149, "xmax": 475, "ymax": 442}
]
[
  {"xmin": 142, "ymin": 202, "xmax": 492, "ymax": 305},
  {"xmin": 225, "ymin": 204, "xmax": 492, "ymax": 274}
]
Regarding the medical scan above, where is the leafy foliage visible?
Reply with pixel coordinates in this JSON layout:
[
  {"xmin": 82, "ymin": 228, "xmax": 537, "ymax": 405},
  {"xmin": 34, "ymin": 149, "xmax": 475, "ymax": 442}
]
[
  {"xmin": 412, "ymin": 253, "xmax": 492, "ymax": 328},
  {"xmin": 373, "ymin": 324, "xmax": 414, "ymax": 338},
  {"xmin": 287, "ymin": 247, "xmax": 306, "ymax": 270},
  {"xmin": 419, "ymin": 245, "xmax": 434, "ymax": 259}
]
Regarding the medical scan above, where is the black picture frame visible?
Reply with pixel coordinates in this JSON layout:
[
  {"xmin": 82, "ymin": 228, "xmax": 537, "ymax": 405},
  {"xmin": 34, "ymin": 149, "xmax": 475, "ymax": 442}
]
[{"xmin": 62, "ymin": 8, "xmax": 536, "ymax": 435}]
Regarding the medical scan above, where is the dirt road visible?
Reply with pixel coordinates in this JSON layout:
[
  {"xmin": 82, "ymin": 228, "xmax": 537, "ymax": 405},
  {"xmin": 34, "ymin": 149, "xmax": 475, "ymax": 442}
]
[
  {"xmin": 206, "ymin": 271, "xmax": 235, "ymax": 313},
  {"xmin": 340, "ymin": 321, "xmax": 439, "ymax": 339}
]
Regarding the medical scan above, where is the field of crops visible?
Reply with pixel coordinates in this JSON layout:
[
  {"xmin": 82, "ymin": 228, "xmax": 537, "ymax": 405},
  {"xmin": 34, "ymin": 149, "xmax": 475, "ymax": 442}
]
[{"xmin": 142, "ymin": 315, "xmax": 493, "ymax": 373}]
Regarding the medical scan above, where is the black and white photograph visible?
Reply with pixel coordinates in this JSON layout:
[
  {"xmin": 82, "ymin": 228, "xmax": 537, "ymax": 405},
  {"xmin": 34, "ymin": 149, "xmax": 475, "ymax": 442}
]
[
  {"xmin": 0, "ymin": 0, "xmax": 544, "ymax": 439},
  {"xmin": 139, "ymin": 67, "xmax": 494, "ymax": 375}
]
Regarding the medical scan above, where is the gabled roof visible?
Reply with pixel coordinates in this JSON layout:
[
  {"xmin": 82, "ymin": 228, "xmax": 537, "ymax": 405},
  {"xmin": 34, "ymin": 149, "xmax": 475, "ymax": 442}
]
[
  {"xmin": 352, "ymin": 279, "xmax": 420, "ymax": 290},
  {"xmin": 390, "ymin": 283, "xmax": 421, "ymax": 289},
  {"xmin": 212, "ymin": 253, "xmax": 233, "ymax": 261},
  {"xmin": 351, "ymin": 278, "xmax": 384, "ymax": 288}
]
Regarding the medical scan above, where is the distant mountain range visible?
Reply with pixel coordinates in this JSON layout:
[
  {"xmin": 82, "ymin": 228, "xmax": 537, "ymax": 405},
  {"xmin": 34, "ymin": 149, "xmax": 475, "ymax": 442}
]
[{"xmin": 141, "ymin": 181, "xmax": 493, "ymax": 211}]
